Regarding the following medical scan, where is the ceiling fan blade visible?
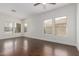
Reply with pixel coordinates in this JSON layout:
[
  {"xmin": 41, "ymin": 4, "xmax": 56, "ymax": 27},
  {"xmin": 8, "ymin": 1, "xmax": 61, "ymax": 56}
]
[
  {"xmin": 34, "ymin": 3, "xmax": 41, "ymax": 6},
  {"xmin": 49, "ymin": 3, "xmax": 56, "ymax": 5}
]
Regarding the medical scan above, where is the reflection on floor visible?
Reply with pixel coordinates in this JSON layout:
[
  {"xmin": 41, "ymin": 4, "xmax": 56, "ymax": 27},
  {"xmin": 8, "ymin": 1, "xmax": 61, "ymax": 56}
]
[{"xmin": 0, "ymin": 37, "xmax": 78, "ymax": 56}]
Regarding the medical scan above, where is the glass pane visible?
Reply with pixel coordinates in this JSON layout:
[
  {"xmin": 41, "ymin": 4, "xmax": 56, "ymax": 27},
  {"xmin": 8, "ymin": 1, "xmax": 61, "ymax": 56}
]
[
  {"xmin": 55, "ymin": 16, "xmax": 67, "ymax": 36},
  {"xmin": 4, "ymin": 23, "xmax": 13, "ymax": 32},
  {"xmin": 44, "ymin": 19, "xmax": 53, "ymax": 34}
]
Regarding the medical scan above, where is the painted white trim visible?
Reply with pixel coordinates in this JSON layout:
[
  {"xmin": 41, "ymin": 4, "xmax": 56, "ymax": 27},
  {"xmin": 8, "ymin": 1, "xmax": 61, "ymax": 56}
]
[{"xmin": 24, "ymin": 34, "xmax": 76, "ymax": 46}]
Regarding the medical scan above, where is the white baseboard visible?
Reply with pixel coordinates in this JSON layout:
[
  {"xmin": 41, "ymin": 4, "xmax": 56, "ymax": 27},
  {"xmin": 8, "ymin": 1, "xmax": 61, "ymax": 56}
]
[{"xmin": 24, "ymin": 35, "xmax": 76, "ymax": 47}]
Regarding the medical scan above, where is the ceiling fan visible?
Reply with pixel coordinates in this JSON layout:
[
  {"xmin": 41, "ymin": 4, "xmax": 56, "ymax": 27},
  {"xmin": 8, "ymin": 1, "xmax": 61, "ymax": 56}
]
[{"xmin": 33, "ymin": 3, "xmax": 56, "ymax": 6}]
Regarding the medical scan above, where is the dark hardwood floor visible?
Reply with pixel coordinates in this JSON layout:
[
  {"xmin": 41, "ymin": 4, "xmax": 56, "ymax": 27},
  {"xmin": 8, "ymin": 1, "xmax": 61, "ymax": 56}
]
[{"xmin": 0, "ymin": 37, "xmax": 78, "ymax": 56}]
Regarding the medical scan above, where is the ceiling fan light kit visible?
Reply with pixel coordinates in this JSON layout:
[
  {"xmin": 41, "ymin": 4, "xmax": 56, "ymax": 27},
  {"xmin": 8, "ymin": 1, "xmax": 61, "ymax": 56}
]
[
  {"xmin": 33, "ymin": 3, "xmax": 56, "ymax": 9},
  {"xmin": 33, "ymin": 3, "xmax": 56, "ymax": 6}
]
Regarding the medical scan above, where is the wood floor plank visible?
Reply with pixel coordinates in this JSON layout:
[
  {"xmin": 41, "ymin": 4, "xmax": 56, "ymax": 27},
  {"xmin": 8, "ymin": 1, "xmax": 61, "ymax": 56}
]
[{"xmin": 0, "ymin": 37, "xmax": 78, "ymax": 56}]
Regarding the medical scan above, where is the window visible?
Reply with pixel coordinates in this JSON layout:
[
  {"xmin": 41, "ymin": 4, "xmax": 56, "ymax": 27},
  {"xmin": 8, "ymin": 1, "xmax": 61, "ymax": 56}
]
[
  {"xmin": 44, "ymin": 16, "xmax": 68, "ymax": 36},
  {"xmin": 4, "ymin": 23, "xmax": 13, "ymax": 32},
  {"xmin": 55, "ymin": 16, "xmax": 68, "ymax": 36},
  {"xmin": 44, "ymin": 19, "xmax": 53, "ymax": 34}
]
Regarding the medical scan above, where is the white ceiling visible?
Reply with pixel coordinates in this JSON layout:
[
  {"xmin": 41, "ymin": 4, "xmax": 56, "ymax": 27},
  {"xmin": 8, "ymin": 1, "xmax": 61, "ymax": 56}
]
[{"xmin": 0, "ymin": 3, "xmax": 70, "ymax": 19}]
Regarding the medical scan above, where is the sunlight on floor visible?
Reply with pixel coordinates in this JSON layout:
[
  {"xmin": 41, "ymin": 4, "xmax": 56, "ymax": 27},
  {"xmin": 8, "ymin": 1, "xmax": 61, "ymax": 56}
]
[
  {"xmin": 43, "ymin": 45, "xmax": 53, "ymax": 56},
  {"xmin": 54, "ymin": 48, "xmax": 68, "ymax": 56}
]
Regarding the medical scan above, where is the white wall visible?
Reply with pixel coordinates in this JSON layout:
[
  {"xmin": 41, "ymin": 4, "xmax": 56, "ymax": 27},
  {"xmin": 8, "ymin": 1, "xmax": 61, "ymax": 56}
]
[
  {"xmin": 24, "ymin": 4, "xmax": 77, "ymax": 46},
  {"xmin": 0, "ymin": 12, "xmax": 22, "ymax": 39},
  {"xmin": 77, "ymin": 4, "xmax": 79, "ymax": 50}
]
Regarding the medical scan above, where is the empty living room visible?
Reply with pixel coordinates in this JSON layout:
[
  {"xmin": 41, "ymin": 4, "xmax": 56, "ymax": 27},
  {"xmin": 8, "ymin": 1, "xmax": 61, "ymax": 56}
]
[{"xmin": 0, "ymin": 1, "xmax": 79, "ymax": 57}]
